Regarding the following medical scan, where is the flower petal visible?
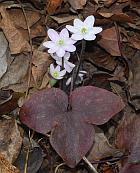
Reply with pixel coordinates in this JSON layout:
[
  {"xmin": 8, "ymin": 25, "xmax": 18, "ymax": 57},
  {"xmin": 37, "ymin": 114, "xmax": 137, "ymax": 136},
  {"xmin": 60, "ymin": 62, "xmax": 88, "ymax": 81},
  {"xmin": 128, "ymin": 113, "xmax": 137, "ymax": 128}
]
[
  {"xmin": 66, "ymin": 25, "xmax": 77, "ymax": 33},
  {"xmin": 79, "ymin": 70, "xmax": 87, "ymax": 74},
  {"xmin": 64, "ymin": 63, "xmax": 73, "ymax": 73},
  {"xmin": 43, "ymin": 41, "xmax": 55, "ymax": 48},
  {"xmin": 83, "ymin": 33, "xmax": 96, "ymax": 40},
  {"xmin": 59, "ymin": 69, "xmax": 66, "ymax": 76},
  {"xmin": 55, "ymin": 65, "xmax": 61, "ymax": 72},
  {"xmin": 92, "ymin": 27, "xmax": 103, "ymax": 34},
  {"xmin": 48, "ymin": 29, "xmax": 59, "ymax": 42},
  {"xmin": 56, "ymin": 48, "xmax": 65, "ymax": 57},
  {"xmin": 71, "ymin": 33, "xmax": 83, "ymax": 40},
  {"xmin": 66, "ymin": 38, "xmax": 77, "ymax": 45},
  {"xmin": 56, "ymin": 60, "xmax": 62, "ymax": 66},
  {"xmin": 64, "ymin": 45, "xmax": 76, "ymax": 52},
  {"xmin": 48, "ymin": 46, "xmax": 59, "ymax": 54},
  {"xmin": 67, "ymin": 61, "xmax": 75, "ymax": 68},
  {"xmin": 66, "ymin": 77, "xmax": 72, "ymax": 85},
  {"xmin": 74, "ymin": 18, "xmax": 84, "ymax": 28},
  {"xmin": 84, "ymin": 15, "xmax": 95, "ymax": 28},
  {"xmin": 51, "ymin": 53, "xmax": 61, "ymax": 61},
  {"xmin": 64, "ymin": 52, "xmax": 70, "ymax": 60},
  {"xmin": 50, "ymin": 64, "xmax": 54, "ymax": 75},
  {"xmin": 60, "ymin": 28, "xmax": 69, "ymax": 39},
  {"xmin": 56, "ymin": 76, "xmax": 63, "ymax": 80}
]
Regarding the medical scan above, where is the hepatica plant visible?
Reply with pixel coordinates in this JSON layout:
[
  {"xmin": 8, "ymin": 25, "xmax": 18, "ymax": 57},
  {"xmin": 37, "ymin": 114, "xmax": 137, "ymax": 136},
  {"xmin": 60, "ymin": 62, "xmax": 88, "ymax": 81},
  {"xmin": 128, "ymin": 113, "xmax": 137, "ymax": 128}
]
[
  {"xmin": 20, "ymin": 86, "xmax": 124, "ymax": 168},
  {"xmin": 20, "ymin": 16, "xmax": 125, "ymax": 169}
]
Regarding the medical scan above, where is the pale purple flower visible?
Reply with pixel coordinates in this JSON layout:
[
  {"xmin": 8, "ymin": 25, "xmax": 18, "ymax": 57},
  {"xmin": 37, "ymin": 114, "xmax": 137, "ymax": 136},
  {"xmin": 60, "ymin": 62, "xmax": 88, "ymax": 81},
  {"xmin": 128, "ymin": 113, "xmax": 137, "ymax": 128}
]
[
  {"xmin": 50, "ymin": 64, "xmax": 66, "ymax": 80},
  {"xmin": 43, "ymin": 28, "xmax": 76, "ymax": 58},
  {"xmin": 51, "ymin": 52, "xmax": 75, "ymax": 73},
  {"xmin": 66, "ymin": 15, "xmax": 102, "ymax": 41},
  {"xmin": 66, "ymin": 70, "xmax": 87, "ymax": 85}
]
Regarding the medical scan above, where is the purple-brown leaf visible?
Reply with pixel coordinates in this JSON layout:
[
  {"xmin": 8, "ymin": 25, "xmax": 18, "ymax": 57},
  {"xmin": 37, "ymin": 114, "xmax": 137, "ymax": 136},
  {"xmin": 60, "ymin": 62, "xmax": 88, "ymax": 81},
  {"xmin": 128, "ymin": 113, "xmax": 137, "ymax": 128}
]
[
  {"xmin": 20, "ymin": 86, "xmax": 124, "ymax": 168},
  {"xmin": 20, "ymin": 88, "xmax": 68, "ymax": 134},
  {"xmin": 71, "ymin": 86, "xmax": 124, "ymax": 125},
  {"xmin": 50, "ymin": 112, "xmax": 95, "ymax": 167}
]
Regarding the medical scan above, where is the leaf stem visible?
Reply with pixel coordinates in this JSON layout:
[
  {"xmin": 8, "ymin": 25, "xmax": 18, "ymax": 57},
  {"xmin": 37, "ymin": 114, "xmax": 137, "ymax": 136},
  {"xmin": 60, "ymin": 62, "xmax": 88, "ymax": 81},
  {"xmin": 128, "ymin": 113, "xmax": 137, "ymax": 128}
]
[{"xmin": 83, "ymin": 156, "xmax": 99, "ymax": 173}]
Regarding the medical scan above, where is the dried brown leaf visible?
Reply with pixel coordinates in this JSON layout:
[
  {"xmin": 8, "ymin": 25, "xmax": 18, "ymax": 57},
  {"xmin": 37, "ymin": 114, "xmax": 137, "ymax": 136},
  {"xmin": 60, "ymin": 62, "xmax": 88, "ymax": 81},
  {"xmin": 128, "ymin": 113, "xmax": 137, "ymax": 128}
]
[
  {"xmin": 67, "ymin": 0, "xmax": 87, "ymax": 9},
  {"xmin": 32, "ymin": 50, "xmax": 51, "ymax": 88},
  {"xmin": 0, "ymin": 6, "xmax": 30, "ymax": 54},
  {"xmin": 0, "ymin": 119, "xmax": 22, "ymax": 163},
  {"xmin": 87, "ymin": 128, "xmax": 121, "ymax": 161},
  {"xmin": 0, "ymin": 54, "xmax": 29, "ymax": 90},
  {"xmin": 47, "ymin": 0, "xmax": 63, "ymax": 14},
  {"xmin": 0, "ymin": 153, "xmax": 19, "ymax": 173},
  {"xmin": 98, "ymin": 27, "xmax": 121, "ymax": 56}
]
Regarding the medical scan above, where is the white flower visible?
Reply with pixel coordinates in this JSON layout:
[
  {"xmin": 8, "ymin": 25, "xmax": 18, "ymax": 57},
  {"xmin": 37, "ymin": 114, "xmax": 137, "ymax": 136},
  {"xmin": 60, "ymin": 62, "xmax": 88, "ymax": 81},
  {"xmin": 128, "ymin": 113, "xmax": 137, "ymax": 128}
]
[
  {"xmin": 43, "ymin": 28, "xmax": 76, "ymax": 58},
  {"xmin": 66, "ymin": 15, "xmax": 102, "ymax": 41},
  {"xmin": 66, "ymin": 70, "xmax": 87, "ymax": 85},
  {"xmin": 50, "ymin": 64, "xmax": 66, "ymax": 80},
  {"xmin": 51, "ymin": 52, "xmax": 75, "ymax": 73}
]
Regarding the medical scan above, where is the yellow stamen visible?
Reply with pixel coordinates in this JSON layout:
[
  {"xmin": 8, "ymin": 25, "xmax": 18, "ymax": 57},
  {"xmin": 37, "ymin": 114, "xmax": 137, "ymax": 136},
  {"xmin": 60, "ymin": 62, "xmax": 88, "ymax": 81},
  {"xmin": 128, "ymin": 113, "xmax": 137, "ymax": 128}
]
[{"xmin": 81, "ymin": 27, "xmax": 87, "ymax": 34}]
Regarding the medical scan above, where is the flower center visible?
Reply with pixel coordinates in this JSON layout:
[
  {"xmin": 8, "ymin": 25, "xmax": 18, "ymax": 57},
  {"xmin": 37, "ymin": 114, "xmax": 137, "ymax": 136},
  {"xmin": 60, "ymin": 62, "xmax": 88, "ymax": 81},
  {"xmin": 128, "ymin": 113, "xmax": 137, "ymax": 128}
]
[
  {"xmin": 81, "ymin": 27, "xmax": 87, "ymax": 34},
  {"xmin": 57, "ymin": 39, "xmax": 65, "ymax": 46},
  {"xmin": 53, "ymin": 71, "xmax": 59, "ymax": 78}
]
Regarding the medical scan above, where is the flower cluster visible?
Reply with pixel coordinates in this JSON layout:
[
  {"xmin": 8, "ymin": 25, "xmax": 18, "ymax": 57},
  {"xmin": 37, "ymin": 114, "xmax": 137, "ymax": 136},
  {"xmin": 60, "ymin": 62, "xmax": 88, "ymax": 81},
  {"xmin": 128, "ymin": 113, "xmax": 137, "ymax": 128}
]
[{"xmin": 43, "ymin": 15, "xmax": 102, "ymax": 83}]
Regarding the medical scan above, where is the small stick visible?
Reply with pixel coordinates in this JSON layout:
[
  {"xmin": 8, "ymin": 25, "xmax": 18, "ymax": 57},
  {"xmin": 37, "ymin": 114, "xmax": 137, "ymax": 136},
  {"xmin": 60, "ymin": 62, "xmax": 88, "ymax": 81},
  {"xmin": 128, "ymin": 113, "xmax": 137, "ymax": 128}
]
[
  {"xmin": 83, "ymin": 156, "xmax": 99, "ymax": 173},
  {"xmin": 24, "ymin": 131, "xmax": 34, "ymax": 173},
  {"xmin": 55, "ymin": 163, "xmax": 66, "ymax": 173}
]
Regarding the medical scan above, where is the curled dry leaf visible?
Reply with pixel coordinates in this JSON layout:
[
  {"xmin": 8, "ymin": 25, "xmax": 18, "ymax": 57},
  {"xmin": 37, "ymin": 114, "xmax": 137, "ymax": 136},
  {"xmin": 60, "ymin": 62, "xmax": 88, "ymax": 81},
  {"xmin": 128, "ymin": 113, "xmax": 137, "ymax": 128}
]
[
  {"xmin": 0, "ymin": 6, "xmax": 30, "ymax": 54},
  {"xmin": 0, "ymin": 119, "xmax": 22, "ymax": 163},
  {"xmin": 47, "ymin": 0, "xmax": 63, "ymax": 14},
  {"xmin": 20, "ymin": 86, "xmax": 124, "ymax": 168},
  {"xmin": 87, "ymin": 129, "xmax": 121, "ymax": 161},
  {"xmin": 98, "ymin": 27, "xmax": 121, "ymax": 56},
  {"xmin": 67, "ymin": 0, "xmax": 87, "ymax": 9}
]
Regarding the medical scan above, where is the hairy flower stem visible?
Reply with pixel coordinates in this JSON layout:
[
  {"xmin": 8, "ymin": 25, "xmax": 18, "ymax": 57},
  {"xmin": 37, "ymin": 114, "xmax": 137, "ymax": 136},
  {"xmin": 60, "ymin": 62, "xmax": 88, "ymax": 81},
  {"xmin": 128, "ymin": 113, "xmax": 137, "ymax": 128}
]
[
  {"xmin": 74, "ymin": 40, "xmax": 86, "ymax": 86},
  {"xmin": 83, "ymin": 157, "xmax": 99, "ymax": 173},
  {"xmin": 61, "ymin": 57, "xmax": 64, "ymax": 90}
]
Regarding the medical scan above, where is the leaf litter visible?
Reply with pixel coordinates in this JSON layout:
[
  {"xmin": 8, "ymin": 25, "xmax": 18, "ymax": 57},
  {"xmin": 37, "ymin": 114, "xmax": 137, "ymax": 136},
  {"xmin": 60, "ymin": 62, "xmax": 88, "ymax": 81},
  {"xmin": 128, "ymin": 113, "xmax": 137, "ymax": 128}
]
[{"xmin": 0, "ymin": 0, "xmax": 140, "ymax": 172}]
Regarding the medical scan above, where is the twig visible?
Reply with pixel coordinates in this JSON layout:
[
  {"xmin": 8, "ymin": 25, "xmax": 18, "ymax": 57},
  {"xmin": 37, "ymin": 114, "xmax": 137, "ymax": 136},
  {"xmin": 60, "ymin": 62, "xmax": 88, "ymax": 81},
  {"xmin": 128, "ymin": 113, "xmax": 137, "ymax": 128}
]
[
  {"xmin": 55, "ymin": 163, "xmax": 66, "ymax": 173},
  {"xmin": 24, "ymin": 130, "xmax": 34, "ymax": 173},
  {"xmin": 16, "ymin": 0, "xmax": 33, "ymax": 98},
  {"xmin": 83, "ymin": 156, "xmax": 99, "ymax": 173},
  {"xmin": 15, "ymin": 1, "xmax": 34, "ymax": 173}
]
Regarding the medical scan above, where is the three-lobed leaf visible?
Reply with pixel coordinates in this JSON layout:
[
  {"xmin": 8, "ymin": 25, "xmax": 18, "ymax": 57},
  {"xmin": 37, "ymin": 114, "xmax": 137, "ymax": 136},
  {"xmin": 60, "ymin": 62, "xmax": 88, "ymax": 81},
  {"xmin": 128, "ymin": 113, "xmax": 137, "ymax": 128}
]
[{"xmin": 20, "ymin": 86, "xmax": 124, "ymax": 168}]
